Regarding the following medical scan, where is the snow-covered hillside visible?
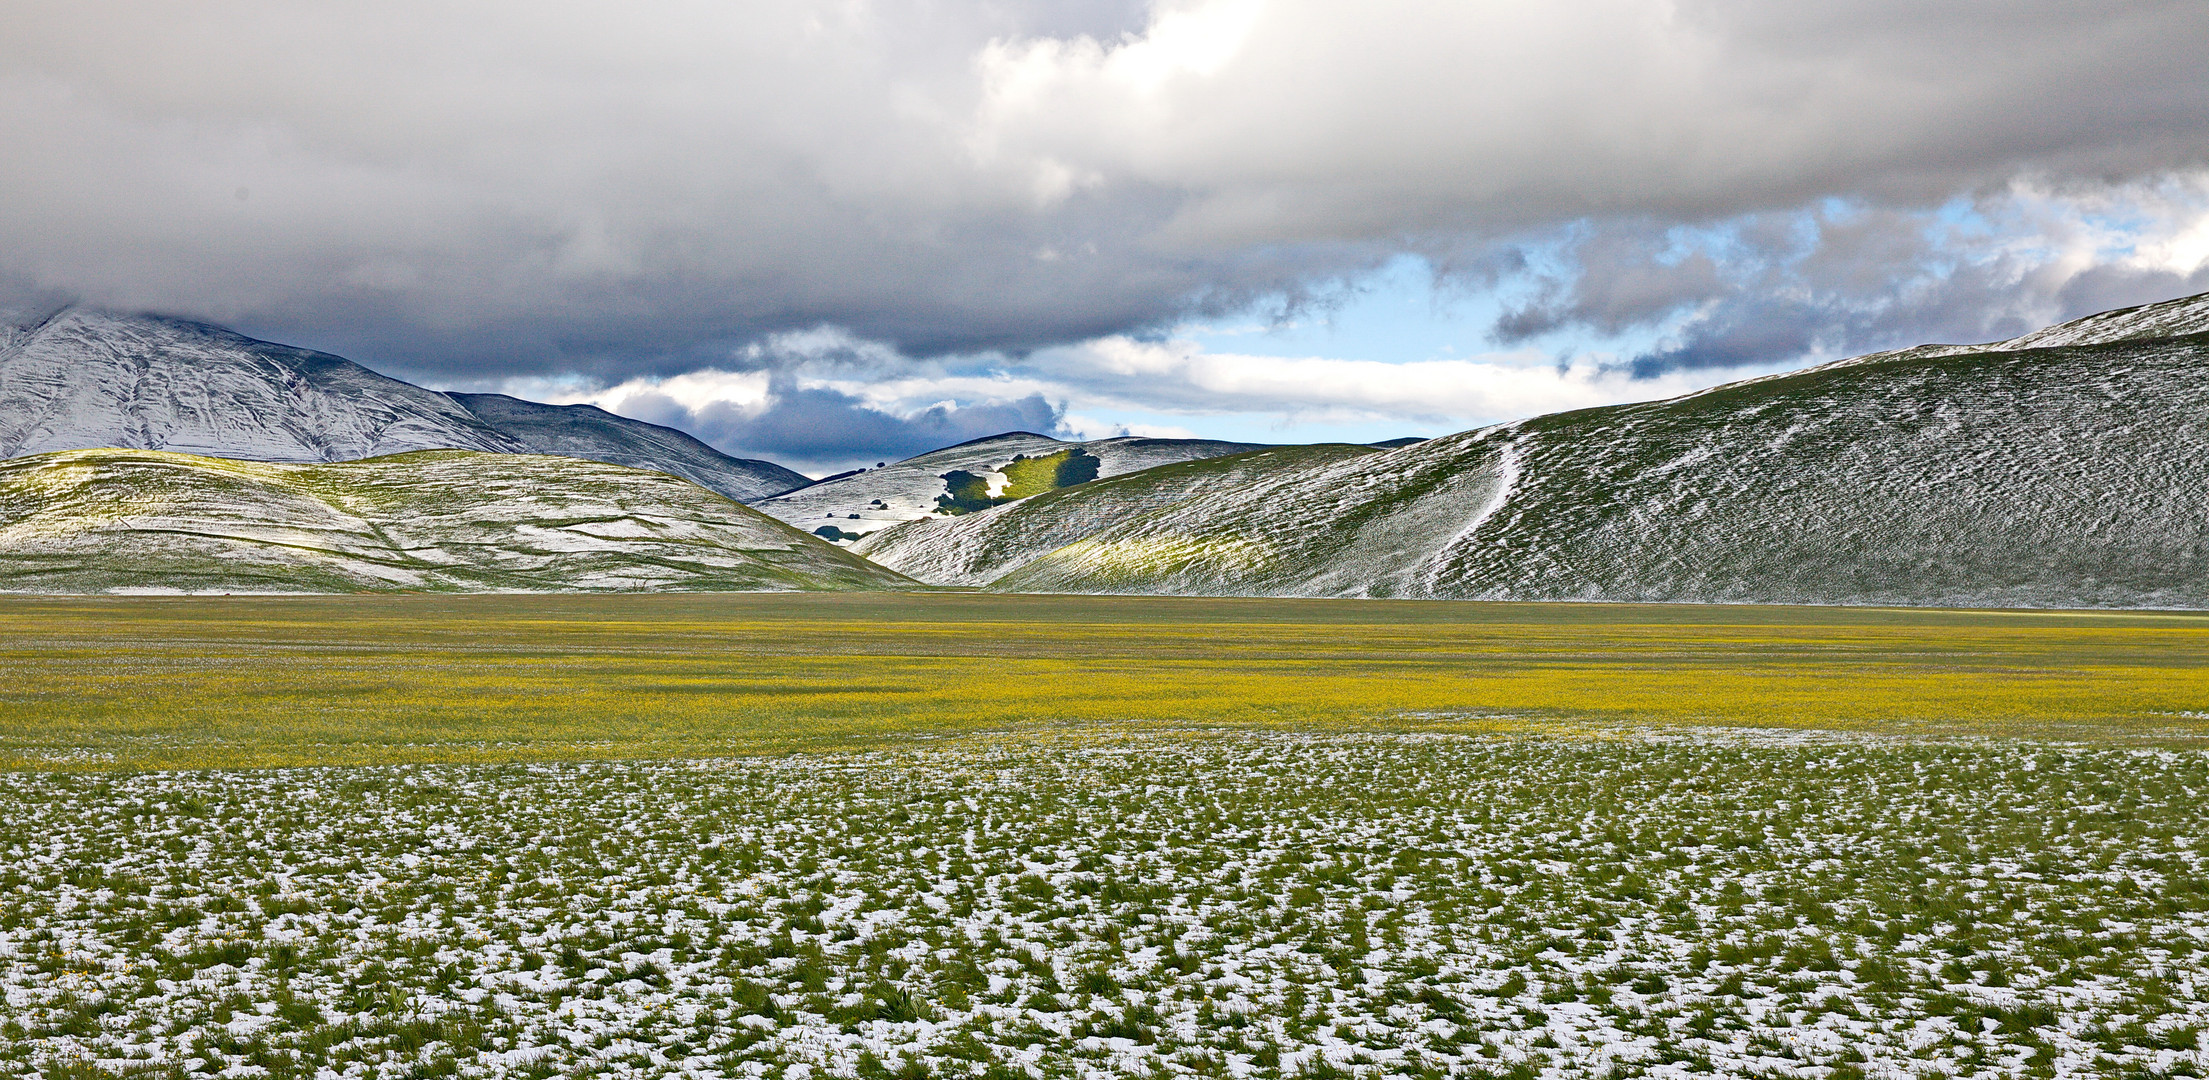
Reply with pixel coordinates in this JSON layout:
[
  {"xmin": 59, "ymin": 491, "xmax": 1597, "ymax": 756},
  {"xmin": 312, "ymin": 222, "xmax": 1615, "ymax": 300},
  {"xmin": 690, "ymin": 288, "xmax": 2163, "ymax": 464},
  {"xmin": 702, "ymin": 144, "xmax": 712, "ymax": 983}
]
[
  {"xmin": 860, "ymin": 292, "xmax": 2209, "ymax": 609},
  {"xmin": 0, "ymin": 308, "xmax": 807, "ymax": 500},
  {"xmin": 851, "ymin": 444, "xmax": 1381, "ymax": 585},
  {"xmin": 1992, "ymin": 290, "xmax": 2209, "ymax": 350},
  {"xmin": 0, "ymin": 449, "xmax": 910, "ymax": 593},
  {"xmin": 0, "ymin": 308, "xmax": 518, "ymax": 460},
  {"xmin": 748, "ymin": 432, "xmax": 1264, "ymax": 543}
]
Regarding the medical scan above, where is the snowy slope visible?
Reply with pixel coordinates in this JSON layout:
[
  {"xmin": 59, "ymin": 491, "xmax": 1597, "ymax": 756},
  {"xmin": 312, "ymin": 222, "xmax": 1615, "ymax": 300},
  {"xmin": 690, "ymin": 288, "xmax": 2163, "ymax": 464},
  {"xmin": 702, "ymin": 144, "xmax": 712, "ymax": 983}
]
[
  {"xmin": 0, "ymin": 449, "xmax": 911, "ymax": 594},
  {"xmin": 853, "ymin": 444, "xmax": 1380, "ymax": 586},
  {"xmin": 863, "ymin": 293, "xmax": 2209, "ymax": 609},
  {"xmin": 1804, "ymin": 290, "xmax": 2209, "ymax": 375},
  {"xmin": 1993, "ymin": 291, "xmax": 2209, "ymax": 350},
  {"xmin": 0, "ymin": 308, "xmax": 808, "ymax": 500},
  {"xmin": 0, "ymin": 308, "xmax": 520, "ymax": 460},
  {"xmin": 748, "ymin": 432, "xmax": 1264, "ymax": 542}
]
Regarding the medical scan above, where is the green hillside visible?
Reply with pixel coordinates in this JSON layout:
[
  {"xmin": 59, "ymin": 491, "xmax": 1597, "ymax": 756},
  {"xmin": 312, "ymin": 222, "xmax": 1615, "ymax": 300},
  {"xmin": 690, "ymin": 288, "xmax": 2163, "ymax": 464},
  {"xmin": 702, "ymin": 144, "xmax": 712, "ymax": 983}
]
[
  {"xmin": 860, "ymin": 295, "xmax": 2209, "ymax": 609},
  {"xmin": 0, "ymin": 448, "xmax": 912, "ymax": 593}
]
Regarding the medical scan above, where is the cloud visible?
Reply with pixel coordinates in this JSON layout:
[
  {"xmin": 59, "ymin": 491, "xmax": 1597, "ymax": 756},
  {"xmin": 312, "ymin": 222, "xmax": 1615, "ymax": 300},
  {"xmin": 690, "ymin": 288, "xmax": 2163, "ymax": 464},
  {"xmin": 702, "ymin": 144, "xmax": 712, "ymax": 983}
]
[
  {"xmin": 744, "ymin": 321, "xmax": 1730, "ymax": 431},
  {"xmin": 693, "ymin": 385, "xmax": 1061, "ymax": 473},
  {"xmin": 542, "ymin": 368, "xmax": 1062, "ymax": 475},
  {"xmin": 512, "ymin": 172, "xmax": 2209, "ymax": 466},
  {"xmin": 1, "ymin": 0, "xmax": 2205, "ymax": 385},
  {"xmin": 1487, "ymin": 178, "xmax": 2209, "ymax": 375},
  {"xmin": 538, "ymin": 327, "xmax": 1727, "ymax": 474},
  {"xmin": 971, "ymin": 1, "xmax": 2209, "ymax": 241},
  {"xmin": 1018, "ymin": 338, "xmax": 1712, "ymax": 423}
]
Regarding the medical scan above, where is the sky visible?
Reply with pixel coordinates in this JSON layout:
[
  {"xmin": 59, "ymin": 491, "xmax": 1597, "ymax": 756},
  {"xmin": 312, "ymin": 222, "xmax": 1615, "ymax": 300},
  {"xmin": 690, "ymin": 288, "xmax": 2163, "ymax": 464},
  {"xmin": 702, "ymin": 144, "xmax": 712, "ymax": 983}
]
[{"xmin": 4, "ymin": 1, "xmax": 2209, "ymax": 474}]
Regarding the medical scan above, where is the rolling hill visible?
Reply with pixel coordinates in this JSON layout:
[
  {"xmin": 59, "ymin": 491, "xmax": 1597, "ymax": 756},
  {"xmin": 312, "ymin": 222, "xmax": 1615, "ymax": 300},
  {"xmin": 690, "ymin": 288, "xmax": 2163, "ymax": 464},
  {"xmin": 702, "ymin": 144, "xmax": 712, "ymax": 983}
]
[
  {"xmin": 0, "ymin": 448, "xmax": 908, "ymax": 593},
  {"xmin": 748, "ymin": 431, "xmax": 1265, "ymax": 543},
  {"xmin": 851, "ymin": 443, "xmax": 1382, "ymax": 586},
  {"xmin": 858, "ymin": 292, "xmax": 2209, "ymax": 609},
  {"xmin": 0, "ymin": 307, "xmax": 808, "ymax": 500}
]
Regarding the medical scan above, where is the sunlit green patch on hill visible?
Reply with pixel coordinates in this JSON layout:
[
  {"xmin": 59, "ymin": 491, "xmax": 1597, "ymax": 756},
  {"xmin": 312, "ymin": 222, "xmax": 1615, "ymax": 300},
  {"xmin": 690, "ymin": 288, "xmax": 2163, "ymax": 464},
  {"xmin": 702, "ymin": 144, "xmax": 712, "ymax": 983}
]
[
  {"xmin": 996, "ymin": 448, "xmax": 1100, "ymax": 499},
  {"xmin": 0, "ymin": 593, "xmax": 2203, "ymax": 771},
  {"xmin": 933, "ymin": 449, "xmax": 1105, "ymax": 516}
]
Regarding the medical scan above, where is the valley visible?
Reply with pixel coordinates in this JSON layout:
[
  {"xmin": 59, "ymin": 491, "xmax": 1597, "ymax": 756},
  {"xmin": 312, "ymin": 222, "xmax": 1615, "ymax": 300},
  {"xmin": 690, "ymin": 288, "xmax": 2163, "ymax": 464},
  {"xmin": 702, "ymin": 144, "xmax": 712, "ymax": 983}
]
[
  {"xmin": 7, "ymin": 292, "xmax": 2207, "ymax": 607},
  {"xmin": 10, "ymin": 10, "xmax": 2209, "ymax": 1079}
]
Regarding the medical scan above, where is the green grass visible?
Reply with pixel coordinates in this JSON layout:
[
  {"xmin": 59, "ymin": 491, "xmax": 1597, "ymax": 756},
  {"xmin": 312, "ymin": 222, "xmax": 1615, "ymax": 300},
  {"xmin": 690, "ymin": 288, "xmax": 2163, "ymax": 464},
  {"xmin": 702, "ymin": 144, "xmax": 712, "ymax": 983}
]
[
  {"xmin": 7, "ymin": 736, "xmax": 2209, "ymax": 1078},
  {"xmin": 5, "ymin": 594, "xmax": 2209, "ymax": 1077},
  {"xmin": 1, "ymin": 593, "xmax": 2205, "ymax": 770},
  {"xmin": 996, "ymin": 448, "xmax": 1099, "ymax": 500},
  {"xmin": 933, "ymin": 449, "xmax": 1104, "ymax": 516}
]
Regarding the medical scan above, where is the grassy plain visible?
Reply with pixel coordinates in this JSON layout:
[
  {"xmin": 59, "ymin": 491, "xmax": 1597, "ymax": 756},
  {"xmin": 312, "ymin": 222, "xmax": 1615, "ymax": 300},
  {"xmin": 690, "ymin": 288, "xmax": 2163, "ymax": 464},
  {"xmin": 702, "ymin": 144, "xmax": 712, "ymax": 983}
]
[
  {"xmin": 1, "ymin": 592, "xmax": 2205, "ymax": 770},
  {"xmin": 6, "ymin": 594, "xmax": 2209, "ymax": 1078},
  {"xmin": 10, "ymin": 737, "xmax": 2209, "ymax": 1079}
]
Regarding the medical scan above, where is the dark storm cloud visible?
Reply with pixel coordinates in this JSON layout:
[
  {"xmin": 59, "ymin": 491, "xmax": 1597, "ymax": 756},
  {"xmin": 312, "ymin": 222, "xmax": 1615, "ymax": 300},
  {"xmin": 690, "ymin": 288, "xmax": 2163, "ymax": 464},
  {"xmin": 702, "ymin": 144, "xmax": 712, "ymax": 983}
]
[
  {"xmin": 1488, "ymin": 199, "xmax": 2209, "ymax": 378},
  {"xmin": 1, "ymin": 0, "xmax": 2206, "ymax": 386},
  {"xmin": 1492, "ymin": 227, "xmax": 1727, "ymax": 343},
  {"xmin": 2051, "ymin": 263, "xmax": 2209, "ymax": 326},
  {"xmin": 622, "ymin": 379, "xmax": 1062, "ymax": 474}
]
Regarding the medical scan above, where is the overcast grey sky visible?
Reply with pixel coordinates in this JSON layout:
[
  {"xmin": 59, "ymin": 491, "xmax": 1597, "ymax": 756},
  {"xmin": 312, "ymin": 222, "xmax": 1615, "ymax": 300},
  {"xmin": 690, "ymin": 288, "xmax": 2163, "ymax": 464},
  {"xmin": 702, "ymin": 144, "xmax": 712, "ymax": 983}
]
[{"xmin": 5, "ymin": 0, "xmax": 2208, "ymax": 470}]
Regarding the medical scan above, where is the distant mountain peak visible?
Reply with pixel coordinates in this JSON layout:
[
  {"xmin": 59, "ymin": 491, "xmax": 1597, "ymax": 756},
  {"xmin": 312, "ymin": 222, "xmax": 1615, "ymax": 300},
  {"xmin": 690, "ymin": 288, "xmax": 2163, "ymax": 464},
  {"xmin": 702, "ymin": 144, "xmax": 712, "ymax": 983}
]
[
  {"xmin": 936, "ymin": 430, "xmax": 1065, "ymax": 451},
  {"xmin": 0, "ymin": 307, "xmax": 808, "ymax": 501},
  {"xmin": 0, "ymin": 305, "xmax": 520, "ymax": 462},
  {"xmin": 443, "ymin": 392, "xmax": 807, "ymax": 501}
]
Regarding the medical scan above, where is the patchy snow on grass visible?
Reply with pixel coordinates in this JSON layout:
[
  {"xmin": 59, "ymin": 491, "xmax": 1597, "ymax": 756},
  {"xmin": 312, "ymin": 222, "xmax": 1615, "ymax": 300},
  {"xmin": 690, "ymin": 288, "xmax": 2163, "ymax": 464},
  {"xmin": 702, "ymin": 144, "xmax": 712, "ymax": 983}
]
[{"xmin": 3, "ymin": 733, "xmax": 2207, "ymax": 1078}]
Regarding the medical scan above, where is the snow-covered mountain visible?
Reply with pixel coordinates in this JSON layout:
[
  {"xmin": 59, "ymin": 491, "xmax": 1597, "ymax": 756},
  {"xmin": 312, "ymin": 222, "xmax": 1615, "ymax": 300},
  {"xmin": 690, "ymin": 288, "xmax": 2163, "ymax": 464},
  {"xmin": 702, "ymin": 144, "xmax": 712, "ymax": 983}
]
[
  {"xmin": 857, "ymin": 292, "xmax": 2209, "ymax": 609},
  {"xmin": 0, "ymin": 448, "xmax": 909, "ymax": 593},
  {"xmin": 0, "ymin": 307, "xmax": 807, "ymax": 501},
  {"xmin": 748, "ymin": 431, "xmax": 1265, "ymax": 543},
  {"xmin": 0, "ymin": 308, "xmax": 517, "ymax": 460}
]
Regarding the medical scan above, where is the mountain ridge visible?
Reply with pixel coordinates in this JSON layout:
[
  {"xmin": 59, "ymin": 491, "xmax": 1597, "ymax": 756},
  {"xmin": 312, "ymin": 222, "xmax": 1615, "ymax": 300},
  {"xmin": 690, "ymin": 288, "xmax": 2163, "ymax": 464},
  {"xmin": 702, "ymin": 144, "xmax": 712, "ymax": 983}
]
[{"xmin": 0, "ymin": 307, "xmax": 808, "ymax": 501}]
